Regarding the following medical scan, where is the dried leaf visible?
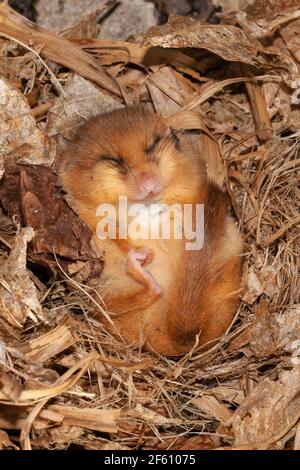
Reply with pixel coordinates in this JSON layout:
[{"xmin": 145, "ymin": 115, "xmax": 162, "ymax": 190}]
[
  {"xmin": 143, "ymin": 15, "xmax": 261, "ymax": 65},
  {"xmin": 243, "ymin": 264, "xmax": 279, "ymax": 304},
  {"xmin": 0, "ymin": 227, "xmax": 45, "ymax": 328},
  {"xmin": 74, "ymin": 37, "xmax": 205, "ymax": 73},
  {"xmin": 276, "ymin": 305, "xmax": 300, "ymax": 358},
  {"xmin": 280, "ymin": 18, "xmax": 300, "ymax": 63},
  {"xmin": 250, "ymin": 300, "xmax": 279, "ymax": 357},
  {"xmin": 0, "ymin": 406, "xmax": 31, "ymax": 430},
  {"xmin": 0, "ymin": 429, "xmax": 19, "ymax": 449},
  {"xmin": 0, "ymin": 77, "xmax": 55, "ymax": 165},
  {"xmin": 19, "ymin": 165, "xmax": 97, "ymax": 260},
  {"xmin": 0, "ymin": 370, "xmax": 22, "ymax": 401},
  {"xmin": 235, "ymin": 0, "xmax": 300, "ymax": 39},
  {"xmin": 0, "ymin": 161, "xmax": 103, "ymax": 282},
  {"xmin": 147, "ymin": 66, "xmax": 194, "ymax": 114},
  {"xmin": 192, "ymin": 394, "xmax": 233, "ymax": 423},
  {"xmin": 232, "ymin": 366, "xmax": 300, "ymax": 449},
  {"xmin": 248, "ymin": 303, "xmax": 300, "ymax": 360},
  {"xmin": 209, "ymin": 382, "xmax": 245, "ymax": 405}
]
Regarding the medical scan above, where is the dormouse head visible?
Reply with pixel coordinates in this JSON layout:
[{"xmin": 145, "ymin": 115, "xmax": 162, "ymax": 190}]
[{"xmin": 59, "ymin": 107, "xmax": 203, "ymax": 209}]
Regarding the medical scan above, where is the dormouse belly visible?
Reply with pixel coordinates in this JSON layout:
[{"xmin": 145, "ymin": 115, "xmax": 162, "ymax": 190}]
[{"xmin": 94, "ymin": 236, "xmax": 182, "ymax": 298}]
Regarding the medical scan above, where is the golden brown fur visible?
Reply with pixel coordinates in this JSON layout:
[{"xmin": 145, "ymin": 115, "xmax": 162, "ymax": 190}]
[{"xmin": 58, "ymin": 107, "xmax": 243, "ymax": 356}]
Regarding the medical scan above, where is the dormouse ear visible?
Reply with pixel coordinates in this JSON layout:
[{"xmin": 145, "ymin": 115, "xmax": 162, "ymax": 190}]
[
  {"xmin": 156, "ymin": 117, "xmax": 183, "ymax": 148},
  {"xmin": 155, "ymin": 116, "xmax": 170, "ymax": 140}
]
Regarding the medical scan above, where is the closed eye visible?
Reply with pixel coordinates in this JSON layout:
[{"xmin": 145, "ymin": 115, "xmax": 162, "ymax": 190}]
[
  {"xmin": 145, "ymin": 135, "xmax": 161, "ymax": 156},
  {"xmin": 98, "ymin": 155, "xmax": 128, "ymax": 174},
  {"xmin": 99, "ymin": 155, "xmax": 124, "ymax": 165}
]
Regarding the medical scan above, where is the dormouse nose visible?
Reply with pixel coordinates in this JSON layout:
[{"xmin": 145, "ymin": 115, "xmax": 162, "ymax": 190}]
[{"xmin": 135, "ymin": 172, "xmax": 161, "ymax": 200}]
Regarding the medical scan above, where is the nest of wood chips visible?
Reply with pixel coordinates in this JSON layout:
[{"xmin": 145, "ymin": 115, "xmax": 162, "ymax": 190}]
[{"xmin": 0, "ymin": 0, "xmax": 299, "ymax": 450}]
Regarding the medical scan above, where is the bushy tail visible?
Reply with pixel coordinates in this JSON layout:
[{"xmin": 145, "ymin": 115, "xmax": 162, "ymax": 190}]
[{"xmin": 167, "ymin": 184, "xmax": 242, "ymax": 352}]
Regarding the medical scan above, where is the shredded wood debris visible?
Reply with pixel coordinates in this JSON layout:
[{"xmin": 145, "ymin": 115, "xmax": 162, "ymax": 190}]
[{"xmin": 0, "ymin": 0, "xmax": 299, "ymax": 450}]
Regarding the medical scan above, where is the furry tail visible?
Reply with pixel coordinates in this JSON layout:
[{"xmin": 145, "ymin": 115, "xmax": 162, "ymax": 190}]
[{"xmin": 167, "ymin": 184, "xmax": 242, "ymax": 352}]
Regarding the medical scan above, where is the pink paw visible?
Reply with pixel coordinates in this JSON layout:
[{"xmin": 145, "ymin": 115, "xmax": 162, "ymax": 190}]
[
  {"xmin": 127, "ymin": 247, "xmax": 162, "ymax": 299},
  {"xmin": 131, "ymin": 246, "xmax": 154, "ymax": 266}
]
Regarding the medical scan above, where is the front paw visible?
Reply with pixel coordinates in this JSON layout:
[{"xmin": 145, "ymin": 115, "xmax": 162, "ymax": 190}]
[
  {"xmin": 130, "ymin": 246, "xmax": 154, "ymax": 266},
  {"xmin": 126, "ymin": 248, "xmax": 161, "ymax": 299}
]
